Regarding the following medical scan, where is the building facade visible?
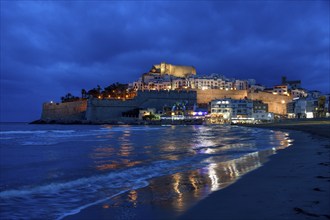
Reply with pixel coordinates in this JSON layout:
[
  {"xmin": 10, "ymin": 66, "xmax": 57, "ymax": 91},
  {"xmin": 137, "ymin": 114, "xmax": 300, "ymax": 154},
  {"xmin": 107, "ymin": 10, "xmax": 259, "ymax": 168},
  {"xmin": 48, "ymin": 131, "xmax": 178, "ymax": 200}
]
[{"xmin": 209, "ymin": 98, "xmax": 254, "ymax": 123}]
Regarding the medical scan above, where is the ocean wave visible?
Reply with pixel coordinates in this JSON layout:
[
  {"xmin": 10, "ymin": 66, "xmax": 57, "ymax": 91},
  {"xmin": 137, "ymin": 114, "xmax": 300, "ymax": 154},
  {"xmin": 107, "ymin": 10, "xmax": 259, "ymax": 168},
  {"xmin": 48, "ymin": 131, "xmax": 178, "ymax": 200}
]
[
  {"xmin": 0, "ymin": 125, "xmax": 293, "ymax": 219},
  {"xmin": 0, "ymin": 157, "xmax": 207, "ymax": 220}
]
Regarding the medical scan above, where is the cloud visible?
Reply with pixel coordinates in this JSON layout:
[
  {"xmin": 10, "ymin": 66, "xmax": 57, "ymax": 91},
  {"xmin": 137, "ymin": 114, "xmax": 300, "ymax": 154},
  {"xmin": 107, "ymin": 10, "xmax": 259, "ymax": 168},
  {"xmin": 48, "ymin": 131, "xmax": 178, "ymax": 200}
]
[{"xmin": 0, "ymin": 1, "xmax": 329, "ymax": 121}]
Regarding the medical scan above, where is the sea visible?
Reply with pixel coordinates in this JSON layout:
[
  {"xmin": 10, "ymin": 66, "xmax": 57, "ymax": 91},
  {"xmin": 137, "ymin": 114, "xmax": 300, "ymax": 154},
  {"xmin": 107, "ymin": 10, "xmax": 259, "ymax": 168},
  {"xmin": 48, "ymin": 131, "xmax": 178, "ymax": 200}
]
[{"xmin": 0, "ymin": 123, "xmax": 293, "ymax": 220}]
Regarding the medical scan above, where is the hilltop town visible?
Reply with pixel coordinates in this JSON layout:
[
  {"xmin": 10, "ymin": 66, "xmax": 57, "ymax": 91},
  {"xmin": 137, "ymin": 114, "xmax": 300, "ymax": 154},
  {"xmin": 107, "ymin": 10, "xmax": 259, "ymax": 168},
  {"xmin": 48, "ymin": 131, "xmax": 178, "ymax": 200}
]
[{"xmin": 36, "ymin": 62, "xmax": 330, "ymax": 125}]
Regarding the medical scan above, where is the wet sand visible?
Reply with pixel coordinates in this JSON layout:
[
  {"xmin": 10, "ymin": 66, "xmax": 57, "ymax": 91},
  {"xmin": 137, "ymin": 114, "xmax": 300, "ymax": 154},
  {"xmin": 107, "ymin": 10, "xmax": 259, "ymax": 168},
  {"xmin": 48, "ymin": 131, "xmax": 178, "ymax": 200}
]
[
  {"xmin": 63, "ymin": 119, "xmax": 330, "ymax": 220},
  {"xmin": 180, "ymin": 119, "xmax": 330, "ymax": 220},
  {"xmin": 242, "ymin": 118, "xmax": 330, "ymax": 138}
]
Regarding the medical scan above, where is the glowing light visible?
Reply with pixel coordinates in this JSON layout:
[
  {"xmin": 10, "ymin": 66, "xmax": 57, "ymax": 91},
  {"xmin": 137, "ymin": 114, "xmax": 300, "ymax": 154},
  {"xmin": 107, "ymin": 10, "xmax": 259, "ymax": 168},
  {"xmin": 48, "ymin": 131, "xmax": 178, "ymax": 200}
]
[
  {"xmin": 102, "ymin": 204, "xmax": 110, "ymax": 209},
  {"xmin": 306, "ymin": 112, "xmax": 313, "ymax": 118},
  {"xmin": 208, "ymin": 163, "xmax": 219, "ymax": 192}
]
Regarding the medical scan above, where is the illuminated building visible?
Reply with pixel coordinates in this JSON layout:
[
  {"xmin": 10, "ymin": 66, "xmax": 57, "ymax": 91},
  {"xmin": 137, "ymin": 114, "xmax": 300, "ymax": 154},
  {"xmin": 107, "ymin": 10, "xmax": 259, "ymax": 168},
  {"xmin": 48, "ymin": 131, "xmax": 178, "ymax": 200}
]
[{"xmin": 210, "ymin": 98, "xmax": 254, "ymax": 124}]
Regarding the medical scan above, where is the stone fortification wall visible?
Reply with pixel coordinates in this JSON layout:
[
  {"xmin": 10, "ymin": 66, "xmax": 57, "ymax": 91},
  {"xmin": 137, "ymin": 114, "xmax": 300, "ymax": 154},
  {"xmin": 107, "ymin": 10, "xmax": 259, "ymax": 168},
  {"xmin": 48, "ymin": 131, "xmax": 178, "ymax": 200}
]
[
  {"xmin": 248, "ymin": 91, "xmax": 292, "ymax": 115},
  {"xmin": 197, "ymin": 89, "xmax": 292, "ymax": 115},
  {"xmin": 153, "ymin": 62, "xmax": 196, "ymax": 77},
  {"xmin": 197, "ymin": 89, "xmax": 248, "ymax": 104},
  {"xmin": 85, "ymin": 98, "xmax": 140, "ymax": 121},
  {"xmin": 85, "ymin": 90, "xmax": 197, "ymax": 121},
  {"xmin": 41, "ymin": 100, "xmax": 87, "ymax": 121},
  {"xmin": 166, "ymin": 64, "xmax": 196, "ymax": 77}
]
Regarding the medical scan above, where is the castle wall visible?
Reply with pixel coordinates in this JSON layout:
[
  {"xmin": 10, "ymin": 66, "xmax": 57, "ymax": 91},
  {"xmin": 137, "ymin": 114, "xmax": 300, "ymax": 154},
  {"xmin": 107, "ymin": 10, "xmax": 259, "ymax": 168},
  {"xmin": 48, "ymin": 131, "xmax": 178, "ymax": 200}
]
[
  {"xmin": 196, "ymin": 89, "xmax": 292, "ymax": 115},
  {"xmin": 41, "ymin": 100, "xmax": 87, "ymax": 121},
  {"xmin": 197, "ymin": 89, "xmax": 248, "ymax": 104},
  {"xmin": 153, "ymin": 63, "xmax": 196, "ymax": 77},
  {"xmin": 248, "ymin": 91, "xmax": 292, "ymax": 115},
  {"xmin": 40, "ymin": 89, "xmax": 291, "ymax": 122},
  {"xmin": 85, "ymin": 98, "xmax": 140, "ymax": 121},
  {"xmin": 167, "ymin": 65, "xmax": 196, "ymax": 77},
  {"xmin": 85, "ymin": 90, "xmax": 197, "ymax": 121}
]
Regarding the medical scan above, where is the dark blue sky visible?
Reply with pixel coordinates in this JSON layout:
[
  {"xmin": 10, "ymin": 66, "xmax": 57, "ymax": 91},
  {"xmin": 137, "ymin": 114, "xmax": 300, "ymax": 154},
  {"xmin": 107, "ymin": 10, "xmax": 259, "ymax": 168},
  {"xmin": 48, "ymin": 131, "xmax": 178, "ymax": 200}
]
[{"xmin": 1, "ymin": 1, "xmax": 329, "ymax": 122}]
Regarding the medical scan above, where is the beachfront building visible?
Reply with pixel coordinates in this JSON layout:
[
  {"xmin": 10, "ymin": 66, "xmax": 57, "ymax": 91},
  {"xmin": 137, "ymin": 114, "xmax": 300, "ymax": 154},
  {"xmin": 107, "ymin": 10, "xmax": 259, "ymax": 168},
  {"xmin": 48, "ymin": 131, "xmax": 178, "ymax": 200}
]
[
  {"xmin": 252, "ymin": 111, "xmax": 274, "ymax": 122},
  {"xmin": 209, "ymin": 98, "xmax": 275, "ymax": 124},
  {"xmin": 209, "ymin": 98, "xmax": 254, "ymax": 124},
  {"xmin": 251, "ymin": 100, "xmax": 273, "ymax": 122},
  {"xmin": 253, "ymin": 100, "xmax": 268, "ymax": 112},
  {"xmin": 286, "ymin": 101, "xmax": 296, "ymax": 118},
  {"xmin": 292, "ymin": 95, "xmax": 318, "ymax": 118},
  {"xmin": 287, "ymin": 91, "xmax": 330, "ymax": 119},
  {"xmin": 325, "ymin": 94, "xmax": 330, "ymax": 117}
]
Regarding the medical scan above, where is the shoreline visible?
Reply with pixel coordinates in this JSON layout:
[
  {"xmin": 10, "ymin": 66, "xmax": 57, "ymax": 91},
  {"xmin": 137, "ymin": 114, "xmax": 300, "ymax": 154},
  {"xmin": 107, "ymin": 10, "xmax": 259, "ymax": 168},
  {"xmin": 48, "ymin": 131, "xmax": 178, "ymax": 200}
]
[
  {"xmin": 60, "ymin": 119, "xmax": 330, "ymax": 220},
  {"xmin": 180, "ymin": 121, "xmax": 330, "ymax": 219},
  {"xmin": 239, "ymin": 118, "xmax": 330, "ymax": 138}
]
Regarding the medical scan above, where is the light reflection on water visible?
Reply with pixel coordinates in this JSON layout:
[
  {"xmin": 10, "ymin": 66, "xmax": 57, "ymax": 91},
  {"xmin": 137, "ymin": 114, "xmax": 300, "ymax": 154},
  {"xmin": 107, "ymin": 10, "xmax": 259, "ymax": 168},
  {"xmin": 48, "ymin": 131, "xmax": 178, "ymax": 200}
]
[{"xmin": 93, "ymin": 126, "xmax": 293, "ymax": 217}]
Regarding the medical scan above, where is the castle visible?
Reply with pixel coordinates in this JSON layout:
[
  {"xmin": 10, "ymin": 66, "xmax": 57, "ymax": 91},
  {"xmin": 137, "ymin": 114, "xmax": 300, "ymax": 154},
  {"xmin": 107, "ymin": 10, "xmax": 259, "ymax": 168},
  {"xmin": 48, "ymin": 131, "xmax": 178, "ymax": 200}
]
[{"xmin": 38, "ymin": 62, "xmax": 328, "ymax": 124}]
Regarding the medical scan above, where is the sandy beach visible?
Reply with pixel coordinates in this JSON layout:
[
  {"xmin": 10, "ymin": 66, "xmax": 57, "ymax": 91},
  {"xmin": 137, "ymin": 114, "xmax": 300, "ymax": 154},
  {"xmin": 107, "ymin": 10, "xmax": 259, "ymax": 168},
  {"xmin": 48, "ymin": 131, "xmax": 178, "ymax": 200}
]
[
  {"xmin": 62, "ymin": 119, "xmax": 330, "ymax": 220},
  {"xmin": 180, "ymin": 119, "xmax": 330, "ymax": 220}
]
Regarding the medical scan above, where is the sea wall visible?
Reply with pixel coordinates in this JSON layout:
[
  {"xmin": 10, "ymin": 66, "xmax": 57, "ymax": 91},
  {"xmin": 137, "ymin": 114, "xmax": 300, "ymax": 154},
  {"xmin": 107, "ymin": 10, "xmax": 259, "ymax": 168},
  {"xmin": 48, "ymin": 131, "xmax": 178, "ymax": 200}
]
[{"xmin": 41, "ymin": 100, "xmax": 87, "ymax": 121}]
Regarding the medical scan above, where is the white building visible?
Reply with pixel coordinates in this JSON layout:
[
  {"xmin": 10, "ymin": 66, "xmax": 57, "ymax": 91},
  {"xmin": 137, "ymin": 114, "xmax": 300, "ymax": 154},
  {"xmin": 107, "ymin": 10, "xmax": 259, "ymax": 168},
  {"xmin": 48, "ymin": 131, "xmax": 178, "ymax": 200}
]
[
  {"xmin": 273, "ymin": 85, "xmax": 289, "ymax": 96},
  {"xmin": 252, "ymin": 111, "xmax": 274, "ymax": 122},
  {"xmin": 210, "ymin": 98, "xmax": 254, "ymax": 123},
  {"xmin": 130, "ymin": 72, "xmax": 255, "ymax": 91},
  {"xmin": 294, "ymin": 96, "xmax": 317, "ymax": 118},
  {"xmin": 234, "ymin": 80, "xmax": 248, "ymax": 90}
]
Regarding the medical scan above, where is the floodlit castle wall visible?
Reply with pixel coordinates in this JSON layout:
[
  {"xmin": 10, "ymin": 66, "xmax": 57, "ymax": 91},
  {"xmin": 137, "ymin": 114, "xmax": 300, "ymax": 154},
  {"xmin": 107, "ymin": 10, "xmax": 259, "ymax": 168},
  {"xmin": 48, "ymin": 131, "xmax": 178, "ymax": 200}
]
[
  {"xmin": 85, "ymin": 90, "xmax": 197, "ymax": 121},
  {"xmin": 41, "ymin": 100, "xmax": 87, "ymax": 121},
  {"xmin": 197, "ymin": 89, "xmax": 292, "ymax": 115},
  {"xmin": 197, "ymin": 89, "xmax": 248, "ymax": 104},
  {"xmin": 248, "ymin": 91, "xmax": 292, "ymax": 115},
  {"xmin": 153, "ymin": 62, "xmax": 196, "ymax": 77}
]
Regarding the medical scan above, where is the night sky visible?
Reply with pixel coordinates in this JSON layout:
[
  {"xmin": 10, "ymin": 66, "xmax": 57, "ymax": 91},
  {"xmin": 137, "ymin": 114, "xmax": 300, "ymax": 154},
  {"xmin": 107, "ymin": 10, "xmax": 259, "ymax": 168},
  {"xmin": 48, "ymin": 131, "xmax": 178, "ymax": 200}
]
[{"xmin": 1, "ymin": 1, "xmax": 329, "ymax": 122}]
